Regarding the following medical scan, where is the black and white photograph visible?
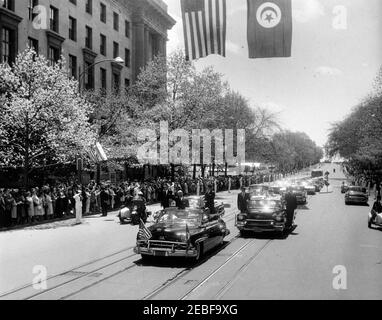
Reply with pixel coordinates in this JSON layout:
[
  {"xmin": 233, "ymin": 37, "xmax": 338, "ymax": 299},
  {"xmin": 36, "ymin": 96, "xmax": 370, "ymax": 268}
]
[{"xmin": 0, "ymin": 0, "xmax": 381, "ymax": 306}]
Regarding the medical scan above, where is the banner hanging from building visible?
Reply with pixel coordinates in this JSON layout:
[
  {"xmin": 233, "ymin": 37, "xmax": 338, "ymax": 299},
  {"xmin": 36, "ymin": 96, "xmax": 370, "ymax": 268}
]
[
  {"xmin": 181, "ymin": 0, "xmax": 227, "ymax": 61},
  {"xmin": 247, "ymin": 0, "xmax": 293, "ymax": 58}
]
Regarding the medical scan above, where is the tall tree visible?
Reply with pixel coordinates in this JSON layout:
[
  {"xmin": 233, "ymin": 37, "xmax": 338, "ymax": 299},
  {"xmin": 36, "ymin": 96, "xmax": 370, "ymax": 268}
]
[{"xmin": 0, "ymin": 48, "xmax": 96, "ymax": 185}]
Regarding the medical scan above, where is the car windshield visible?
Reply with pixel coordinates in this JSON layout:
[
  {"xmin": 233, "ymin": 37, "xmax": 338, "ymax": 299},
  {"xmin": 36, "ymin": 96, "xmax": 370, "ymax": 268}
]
[
  {"xmin": 248, "ymin": 200, "xmax": 282, "ymax": 210},
  {"xmin": 157, "ymin": 209, "xmax": 201, "ymax": 226},
  {"xmin": 348, "ymin": 187, "xmax": 366, "ymax": 193},
  {"xmin": 292, "ymin": 187, "xmax": 305, "ymax": 191}
]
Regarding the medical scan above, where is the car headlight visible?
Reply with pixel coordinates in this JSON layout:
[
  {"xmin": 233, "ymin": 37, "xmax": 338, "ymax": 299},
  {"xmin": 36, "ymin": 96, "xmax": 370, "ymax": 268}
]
[
  {"xmin": 237, "ymin": 214, "xmax": 246, "ymax": 221},
  {"xmin": 176, "ymin": 232, "xmax": 187, "ymax": 242}
]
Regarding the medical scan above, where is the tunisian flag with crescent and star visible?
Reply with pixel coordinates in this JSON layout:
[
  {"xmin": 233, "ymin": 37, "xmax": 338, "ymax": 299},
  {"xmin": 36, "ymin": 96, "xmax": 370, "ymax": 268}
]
[{"xmin": 247, "ymin": 0, "xmax": 293, "ymax": 58}]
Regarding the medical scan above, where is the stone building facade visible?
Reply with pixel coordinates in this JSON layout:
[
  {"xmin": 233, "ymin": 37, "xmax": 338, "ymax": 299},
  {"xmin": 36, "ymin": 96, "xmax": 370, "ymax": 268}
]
[{"xmin": 0, "ymin": 0, "xmax": 175, "ymax": 90}]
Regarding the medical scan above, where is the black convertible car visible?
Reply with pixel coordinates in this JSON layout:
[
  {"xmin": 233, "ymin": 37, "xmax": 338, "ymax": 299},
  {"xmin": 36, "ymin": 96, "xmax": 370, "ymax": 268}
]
[{"xmin": 134, "ymin": 198, "xmax": 230, "ymax": 261}]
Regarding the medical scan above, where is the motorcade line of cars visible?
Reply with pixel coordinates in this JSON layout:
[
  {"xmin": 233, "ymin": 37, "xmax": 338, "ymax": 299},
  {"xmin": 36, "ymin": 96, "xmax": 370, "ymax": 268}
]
[{"xmin": 133, "ymin": 175, "xmax": 326, "ymax": 262}]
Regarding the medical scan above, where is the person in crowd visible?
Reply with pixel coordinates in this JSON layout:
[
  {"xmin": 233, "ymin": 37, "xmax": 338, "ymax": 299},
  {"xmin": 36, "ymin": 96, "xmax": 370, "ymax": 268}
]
[
  {"xmin": 176, "ymin": 190, "xmax": 189, "ymax": 209},
  {"xmin": 44, "ymin": 189, "xmax": 54, "ymax": 220},
  {"xmin": 15, "ymin": 190, "xmax": 26, "ymax": 225},
  {"xmin": 25, "ymin": 191, "xmax": 34, "ymax": 224},
  {"xmin": 34, "ymin": 190, "xmax": 44, "ymax": 221},
  {"xmin": 100, "ymin": 186, "xmax": 109, "ymax": 217},
  {"xmin": 85, "ymin": 188, "xmax": 91, "ymax": 215},
  {"xmin": 11, "ymin": 191, "xmax": 18, "ymax": 226},
  {"xmin": 74, "ymin": 189, "xmax": 82, "ymax": 224}
]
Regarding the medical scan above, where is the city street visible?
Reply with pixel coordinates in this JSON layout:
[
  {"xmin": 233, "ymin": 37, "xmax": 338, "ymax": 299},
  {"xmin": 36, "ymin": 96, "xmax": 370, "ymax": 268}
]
[{"xmin": 1, "ymin": 164, "xmax": 381, "ymax": 300}]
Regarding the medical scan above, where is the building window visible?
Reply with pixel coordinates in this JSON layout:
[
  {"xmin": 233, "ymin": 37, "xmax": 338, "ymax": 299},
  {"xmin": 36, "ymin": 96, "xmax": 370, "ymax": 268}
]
[
  {"xmin": 85, "ymin": 0, "xmax": 92, "ymax": 15},
  {"xmin": 125, "ymin": 20, "xmax": 130, "ymax": 38},
  {"xmin": 2, "ymin": 0, "xmax": 15, "ymax": 11},
  {"xmin": 85, "ymin": 62, "xmax": 94, "ymax": 90},
  {"xmin": 48, "ymin": 46, "xmax": 60, "ymax": 65},
  {"xmin": 69, "ymin": 55, "xmax": 77, "ymax": 79},
  {"xmin": 100, "ymin": 3, "xmax": 106, "ymax": 23},
  {"xmin": 69, "ymin": 16, "xmax": 77, "ymax": 41},
  {"xmin": 28, "ymin": 37, "xmax": 39, "ymax": 53},
  {"xmin": 113, "ymin": 12, "xmax": 119, "ymax": 31},
  {"xmin": 124, "ymin": 78, "xmax": 130, "ymax": 88},
  {"xmin": 85, "ymin": 26, "xmax": 92, "ymax": 50},
  {"xmin": 125, "ymin": 48, "xmax": 130, "ymax": 68},
  {"xmin": 100, "ymin": 34, "xmax": 106, "ymax": 56},
  {"xmin": 100, "ymin": 68, "xmax": 107, "ymax": 90},
  {"xmin": 113, "ymin": 72, "xmax": 120, "ymax": 93},
  {"xmin": 1, "ymin": 28, "xmax": 10, "ymax": 63},
  {"xmin": 113, "ymin": 42, "xmax": 119, "ymax": 59},
  {"xmin": 50, "ymin": 6, "xmax": 59, "ymax": 33},
  {"xmin": 28, "ymin": 0, "xmax": 39, "ymax": 20}
]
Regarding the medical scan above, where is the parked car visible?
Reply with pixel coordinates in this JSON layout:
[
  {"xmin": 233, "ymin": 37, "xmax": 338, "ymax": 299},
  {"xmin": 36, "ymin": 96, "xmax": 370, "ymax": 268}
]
[
  {"xmin": 236, "ymin": 194, "xmax": 293, "ymax": 236},
  {"xmin": 118, "ymin": 198, "xmax": 150, "ymax": 225},
  {"xmin": 345, "ymin": 186, "xmax": 368, "ymax": 205},
  {"xmin": 135, "ymin": 201, "xmax": 229, "ymax": 261}
]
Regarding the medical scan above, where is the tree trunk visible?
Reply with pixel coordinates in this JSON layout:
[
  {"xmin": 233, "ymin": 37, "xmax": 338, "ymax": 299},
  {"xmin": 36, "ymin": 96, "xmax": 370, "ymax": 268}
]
[{"xmin": 193, "ymin": 164, "xmax": 197, "ymax": 179}]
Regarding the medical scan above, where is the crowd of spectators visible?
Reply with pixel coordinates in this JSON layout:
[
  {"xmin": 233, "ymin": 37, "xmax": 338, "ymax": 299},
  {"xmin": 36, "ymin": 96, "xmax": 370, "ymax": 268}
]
[{"xmin": 0, "ymin": 175, "xmax": 268, "ymax": 229}]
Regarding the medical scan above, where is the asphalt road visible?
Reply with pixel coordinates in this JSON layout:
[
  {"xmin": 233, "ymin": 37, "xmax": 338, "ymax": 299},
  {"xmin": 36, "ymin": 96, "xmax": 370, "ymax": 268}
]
[{"xmin": 1, "ymin": 163, "xmax": 381, "ymax": 300}]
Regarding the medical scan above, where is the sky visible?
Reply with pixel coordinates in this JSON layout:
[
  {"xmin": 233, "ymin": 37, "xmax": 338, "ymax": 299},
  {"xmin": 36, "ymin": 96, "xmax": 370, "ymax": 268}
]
[{"xmin": 164, "ymin": 0, "xmax": 382, "ymax": 147}]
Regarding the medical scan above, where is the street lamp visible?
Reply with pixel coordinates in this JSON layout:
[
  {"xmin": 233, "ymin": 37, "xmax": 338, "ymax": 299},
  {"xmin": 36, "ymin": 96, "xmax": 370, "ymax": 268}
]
[{"xmin": 78, "ymin": 57, "xmax": 124, "ymax": 91}]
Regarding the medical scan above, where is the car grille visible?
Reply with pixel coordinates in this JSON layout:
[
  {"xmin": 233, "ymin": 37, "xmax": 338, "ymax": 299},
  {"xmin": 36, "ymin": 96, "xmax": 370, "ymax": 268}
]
[
  {"xmin": 246, "ymin": 219, "xmax": 274, "ymax": 226},
  {"xmin": 140, "ymin": 241, "xmax": 188, "ymax": 251}
]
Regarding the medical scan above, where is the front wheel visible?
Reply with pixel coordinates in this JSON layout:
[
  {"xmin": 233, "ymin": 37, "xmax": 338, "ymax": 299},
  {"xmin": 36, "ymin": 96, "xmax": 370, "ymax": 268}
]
[
  {"xmin": 240, "ymin": 230, "xmax": 249, "ymax": 238},
  {"xmin": 194, "ymin": 242, "xmax": 203, "ymax": 262}
]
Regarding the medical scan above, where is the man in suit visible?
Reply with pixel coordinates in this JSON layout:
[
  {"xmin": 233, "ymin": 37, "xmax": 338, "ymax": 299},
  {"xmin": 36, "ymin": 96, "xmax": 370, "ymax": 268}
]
[
  {"xmin": 160, "ymin": 184, "xmax": 174, "ymax": 209},
  {"xmin": 284, "ymin": 187, "xmax": 298, "ymax": 229},
  {"xmin": 237, "ymin": 187, "xmax": 249, "ymax": 214},
  {"xmin": 176, "ymin": 191, "xmax": 190, "ymax": 209},
  {"xmin": 205, "ymin": 184, "xmax": 215, "ymax": 215},
  {"xmin": 100, "ymin": 186, "xmax": 109, "ymax": 217}
]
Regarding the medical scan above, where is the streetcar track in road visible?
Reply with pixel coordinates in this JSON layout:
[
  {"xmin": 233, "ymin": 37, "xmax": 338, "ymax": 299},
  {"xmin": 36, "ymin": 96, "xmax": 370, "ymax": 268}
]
[
  {"xmin": 24, "ymin": 251, "xmax": 138, "ymax": 300},
  {"xmin": 58, "ymin": 211, "xmax": 240, "ymax": 300},
  {"xmin": 142, "ymin": 234, "xmax": 243, "ymax": 301},
  {"xmin": 1, "ymin": 202, "xmax": 240, "ymax": 300},
  {"xmin": 213, "ymin": 240, "xmax": 273, "ymax": 299},
  {"xmin": 179, "ymin": 239, "xmax": 260, "ymax": 300},
  {"xmin": 0, "ymin": 245, "xmax": 136, "ymax": 299}
]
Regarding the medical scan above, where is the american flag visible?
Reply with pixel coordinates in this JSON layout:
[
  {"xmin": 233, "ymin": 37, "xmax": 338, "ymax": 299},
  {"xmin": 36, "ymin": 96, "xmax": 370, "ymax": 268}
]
[
  {"xmin": 181, "ymin": 0, "xmax": 227, "ymax": 61},
  {"xmin": 138, "ymin": 219, "xmax": 152, "ymax": 241}
]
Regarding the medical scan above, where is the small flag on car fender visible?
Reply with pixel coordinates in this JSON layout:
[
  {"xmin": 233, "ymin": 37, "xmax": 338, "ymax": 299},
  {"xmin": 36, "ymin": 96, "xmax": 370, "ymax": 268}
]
[
  {"xmin": 247, "ymin": 0, "xmax": 293, "ymax": 58},
  {"xmin": 138, "ymin": 219, "xmax": 152, "ymax": 241}
]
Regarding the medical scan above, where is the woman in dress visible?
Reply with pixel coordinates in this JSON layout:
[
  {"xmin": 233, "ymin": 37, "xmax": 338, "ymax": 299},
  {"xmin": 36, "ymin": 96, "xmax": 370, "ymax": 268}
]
[
  {"xmin": 73, "ymin": 190, "xmax": 82, "ymax": 224},
  {"xmin": 44, "ymin": 190, "xmax": 54, "ymax": 219},
  {"xmin": 33, "ymin": 190, "xmax": 44, "ymax": 221},
  {"xmin": 25, "ymin": 191, "xmax": 34, "ymax": 224}
]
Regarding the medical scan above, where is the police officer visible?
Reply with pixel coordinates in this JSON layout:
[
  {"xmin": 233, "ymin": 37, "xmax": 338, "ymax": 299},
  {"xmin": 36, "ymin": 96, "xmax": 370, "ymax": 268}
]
[
  {"xmin": 237, "ymin": 186, "xmax": 249, "ymax": 214},
  {"xmin": 284, "ymin": 187, "xmax": 297, "ymax": 229}
]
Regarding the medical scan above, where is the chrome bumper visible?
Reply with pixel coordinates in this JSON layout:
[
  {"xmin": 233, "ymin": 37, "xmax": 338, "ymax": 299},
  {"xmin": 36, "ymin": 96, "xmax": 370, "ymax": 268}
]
[{"xmin": 134, "ymin": 240, "xmax": 198, "ymax": 258}]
